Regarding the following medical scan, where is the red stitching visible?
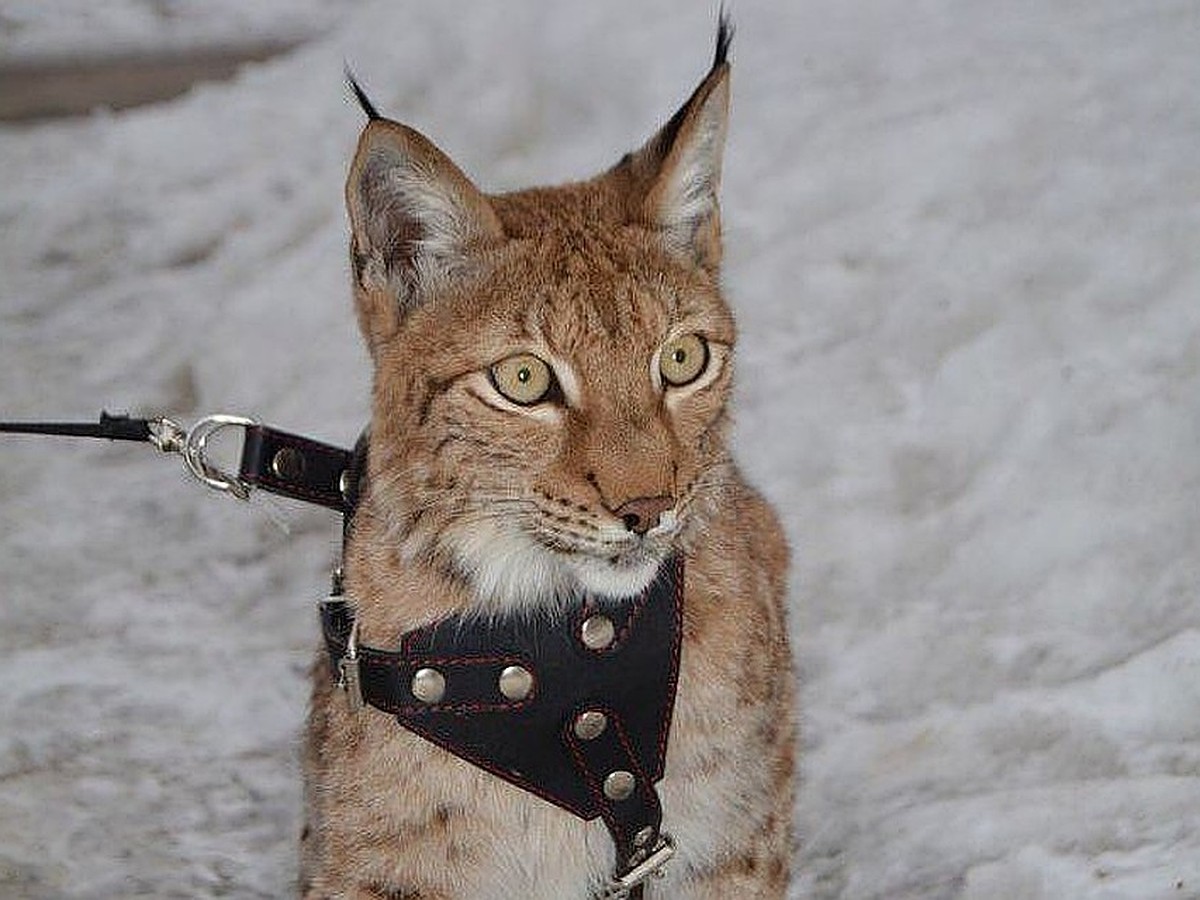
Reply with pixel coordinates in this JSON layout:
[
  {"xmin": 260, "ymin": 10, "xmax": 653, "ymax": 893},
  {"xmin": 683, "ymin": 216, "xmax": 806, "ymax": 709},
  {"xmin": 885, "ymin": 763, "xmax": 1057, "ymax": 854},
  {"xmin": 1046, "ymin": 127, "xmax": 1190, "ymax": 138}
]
[
  {"xmin": 575, "ymin": 575, "xmax": 652, "ymax": 656},
  {"xmin": 608, "ymin": 711, "xmax": 661, "ymax": 843},
  {"xmin": 655, "ymin": 556, "xmax": 685, "ymax": 771},
  {"xmin": 245, "ymin": 428, "xmax": 350, "ymax": 508},
  {"xmin": 563, "ymin": 722, "xmax": 613, "ymax": 827},
  {"xmin": 386, "ymin": 698, "xmax": 533, "ymax": 715},
  {"xmin": 246, "ymin": 472, "xmax": 345, "ymax": 511},
  {"xmin": 357, "ymin": 653, "xmax": 538, "ymax": 715},
  {"xmin": 373, "ymin": 653, "xmax": 526, "ymax": 669},
  {"xmin": 564, "ymin": 705, "xmax": 661, "ymax": 849}
]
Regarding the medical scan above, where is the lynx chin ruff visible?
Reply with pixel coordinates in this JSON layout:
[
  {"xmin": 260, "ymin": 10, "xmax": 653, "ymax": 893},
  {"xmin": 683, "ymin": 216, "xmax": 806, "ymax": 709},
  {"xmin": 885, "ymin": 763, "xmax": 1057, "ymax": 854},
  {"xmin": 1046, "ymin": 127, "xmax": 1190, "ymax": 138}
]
[{"xmin": 301, "ymin": 20, "xmax": 796, "ymax": 900}]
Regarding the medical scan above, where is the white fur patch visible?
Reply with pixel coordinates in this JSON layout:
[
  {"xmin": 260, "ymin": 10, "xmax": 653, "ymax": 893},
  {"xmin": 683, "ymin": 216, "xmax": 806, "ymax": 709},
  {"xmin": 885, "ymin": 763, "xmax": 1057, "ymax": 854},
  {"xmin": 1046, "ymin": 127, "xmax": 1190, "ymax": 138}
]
[
  {"xmin": 359, "ymin": 146, "xmax": 489, "ymax": 298},
  {"xmin": 386, "ymin": 158, "xmax": 477, "ymax": 263},
  {"xmin": 443, "ymin": 508, "xmax": 677, "ymax": 612},
  {"xmin": 657, "ymin": 94, "xmax": 727, "ymax": 242},
  {"xmin": 444, "ymin": 517, "xmax": 577, "ymax": 613},
  {"xmin": 564, "ymin": 552, "xmax": 662, "ymax": 600},
  {"xmin": 544, "ymin": 349, "xmax": 582, "ymax": 408}
]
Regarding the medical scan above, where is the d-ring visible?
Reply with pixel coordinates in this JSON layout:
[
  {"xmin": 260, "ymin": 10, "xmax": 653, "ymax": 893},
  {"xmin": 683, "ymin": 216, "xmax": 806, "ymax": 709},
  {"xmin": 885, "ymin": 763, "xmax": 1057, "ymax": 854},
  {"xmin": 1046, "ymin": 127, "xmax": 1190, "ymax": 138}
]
[{"xmin": 181, "ymin": 414, "xmax": 257, "ymax": 499}]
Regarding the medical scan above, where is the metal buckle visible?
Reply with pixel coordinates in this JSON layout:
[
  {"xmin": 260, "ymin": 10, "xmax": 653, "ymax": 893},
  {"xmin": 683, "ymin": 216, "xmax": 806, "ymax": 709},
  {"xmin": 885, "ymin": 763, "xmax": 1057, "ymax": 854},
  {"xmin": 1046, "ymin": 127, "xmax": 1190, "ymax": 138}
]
[
  {"xmin": 601, "ymin": 834, "xmax": 675, "ymax": 899},
  {"xmin": 337, "ymin": 617, "xmax": 364, "ymax": 713},
  {"xmin": 147, "ymin": 413, "xmax": 257, "ymax": 500},
  {"xmin": 320, "ymin": 569, "xmax": 363, "ymax": 714}
]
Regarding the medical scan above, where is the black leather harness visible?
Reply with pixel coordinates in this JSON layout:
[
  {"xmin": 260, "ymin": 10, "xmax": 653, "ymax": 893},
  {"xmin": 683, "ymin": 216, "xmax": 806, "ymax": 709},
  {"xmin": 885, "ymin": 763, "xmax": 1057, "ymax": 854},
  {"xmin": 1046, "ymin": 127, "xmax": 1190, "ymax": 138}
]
[
  {"xmin": 320, "ymin": 560, "xmax": 682, "ymax": 881},
  {"xmin": 1, "ymin": 413, "xmax": 681, "ymax": 897}
]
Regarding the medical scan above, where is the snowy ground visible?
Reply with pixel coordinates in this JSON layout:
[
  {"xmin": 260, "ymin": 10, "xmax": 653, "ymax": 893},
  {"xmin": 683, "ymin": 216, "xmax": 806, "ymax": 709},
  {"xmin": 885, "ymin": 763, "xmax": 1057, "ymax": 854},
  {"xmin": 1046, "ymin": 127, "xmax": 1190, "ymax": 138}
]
[
  {"xmin": 0, "ymin": 0, "xmax": 354, "ymax": 61},
  {"xmin": 1, "ymin": 1, "xmax": 1199, "ymax": 898}
]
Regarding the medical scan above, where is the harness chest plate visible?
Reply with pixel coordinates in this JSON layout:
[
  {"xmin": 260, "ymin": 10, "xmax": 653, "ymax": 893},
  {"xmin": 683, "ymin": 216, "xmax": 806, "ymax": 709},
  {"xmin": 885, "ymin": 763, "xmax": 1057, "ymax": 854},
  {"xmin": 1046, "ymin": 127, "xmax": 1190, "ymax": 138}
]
[{"xmin": 321, "ymin": 557, "xmax": 683, "ymax": 868}]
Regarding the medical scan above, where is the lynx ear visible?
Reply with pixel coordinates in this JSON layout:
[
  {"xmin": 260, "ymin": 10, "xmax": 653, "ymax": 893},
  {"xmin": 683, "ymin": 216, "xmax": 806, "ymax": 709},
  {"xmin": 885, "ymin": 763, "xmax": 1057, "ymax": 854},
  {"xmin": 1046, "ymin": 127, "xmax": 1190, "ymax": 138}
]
[
  {"xmin": 623, "ymin": 23, "xmax": 732, "ymax": 269},
  {"xmin": 346, "ymin": 120, "xmax": 503, "ymax": 341}
]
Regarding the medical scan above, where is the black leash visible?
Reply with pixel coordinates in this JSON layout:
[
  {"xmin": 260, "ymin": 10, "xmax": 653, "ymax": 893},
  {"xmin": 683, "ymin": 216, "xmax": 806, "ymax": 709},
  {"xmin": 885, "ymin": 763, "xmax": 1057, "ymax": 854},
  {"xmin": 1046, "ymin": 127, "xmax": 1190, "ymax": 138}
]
[
  {"xmin": 0, "ymin": 410, "xmax": 355, "ymax": 512},
  {"xmin": 0, "ymin": 411, "xmax": 153, "ymax": 442}
]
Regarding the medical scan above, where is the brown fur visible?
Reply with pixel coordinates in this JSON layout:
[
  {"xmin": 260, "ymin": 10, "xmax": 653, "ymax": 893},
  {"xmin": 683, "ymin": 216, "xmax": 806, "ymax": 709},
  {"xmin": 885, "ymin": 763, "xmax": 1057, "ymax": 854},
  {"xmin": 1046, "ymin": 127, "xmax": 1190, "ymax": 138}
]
[{"xmin": 302, "ymin": 36, "xmax": 795, "ymax": 900}]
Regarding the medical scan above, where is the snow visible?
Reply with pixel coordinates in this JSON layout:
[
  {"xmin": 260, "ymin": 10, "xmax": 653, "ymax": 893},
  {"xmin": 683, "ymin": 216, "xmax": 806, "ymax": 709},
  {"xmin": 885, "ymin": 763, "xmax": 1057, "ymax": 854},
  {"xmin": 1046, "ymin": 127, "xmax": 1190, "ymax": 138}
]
[
  {"xmin": 0, "ymin": 0, "xmax": 353, "ymax": 61},
  {"xmin": 1, "ymin": 0, "xmax": 1199, "ymax": 897}
]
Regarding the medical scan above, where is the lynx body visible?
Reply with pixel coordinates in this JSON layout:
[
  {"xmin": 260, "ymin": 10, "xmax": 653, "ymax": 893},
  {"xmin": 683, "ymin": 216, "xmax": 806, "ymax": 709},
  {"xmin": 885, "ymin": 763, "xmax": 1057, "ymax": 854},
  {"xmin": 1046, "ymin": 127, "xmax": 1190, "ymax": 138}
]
[{"xmin": 302, "ymin": 24, "xmax": 795, "ymax": 899}]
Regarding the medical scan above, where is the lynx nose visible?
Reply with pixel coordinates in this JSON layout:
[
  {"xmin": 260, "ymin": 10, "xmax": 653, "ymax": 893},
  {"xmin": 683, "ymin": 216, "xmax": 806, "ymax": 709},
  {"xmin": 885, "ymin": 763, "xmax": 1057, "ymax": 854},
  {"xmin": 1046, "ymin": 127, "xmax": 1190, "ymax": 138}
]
[{"xmin": 613, "ymin": 496, "xmax": 674, "ymax": 536}]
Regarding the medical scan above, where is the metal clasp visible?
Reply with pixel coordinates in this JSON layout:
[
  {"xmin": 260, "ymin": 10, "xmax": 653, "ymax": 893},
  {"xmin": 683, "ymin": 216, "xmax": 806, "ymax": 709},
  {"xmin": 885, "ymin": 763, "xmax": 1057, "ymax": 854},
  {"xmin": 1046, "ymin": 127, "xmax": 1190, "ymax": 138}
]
[
  {"xmin": 602, "ymin": 834, "xmax": 675, "ymax": 899},
  {"xmin": 337, "ymin": 618, "xmax": 364, "ymax": 713},
  {"xmin": 147, "ymin": 416, "xmax": 188, "ymax": 454},
  {"xmin": 182, "ymin": 414, "xmax": 256, "ymax": 499},
  {"xmin": 148, "ymin": 413, "xmax": 257, "ymax": 500}
]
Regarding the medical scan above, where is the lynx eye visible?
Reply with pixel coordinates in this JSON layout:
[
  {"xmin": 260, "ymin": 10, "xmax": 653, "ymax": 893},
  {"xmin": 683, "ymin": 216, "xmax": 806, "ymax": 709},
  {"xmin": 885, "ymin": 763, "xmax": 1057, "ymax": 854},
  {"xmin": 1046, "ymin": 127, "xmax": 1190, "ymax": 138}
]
[
  {"xmin": 659, "ymin": 333, "xmax": 710, "ymax": 387},
  {"xmin": 489, "ymin": 353, "xmax": 555, "ymax": 406}
]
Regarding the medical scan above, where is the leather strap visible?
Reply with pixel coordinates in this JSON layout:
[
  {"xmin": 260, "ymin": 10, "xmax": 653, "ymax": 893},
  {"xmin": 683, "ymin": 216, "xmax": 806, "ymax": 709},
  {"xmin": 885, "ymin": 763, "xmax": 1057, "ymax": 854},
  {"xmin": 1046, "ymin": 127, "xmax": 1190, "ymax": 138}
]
[{"xmin": 239, "ymin": 424, "xmax": 355, "ymax": 513}]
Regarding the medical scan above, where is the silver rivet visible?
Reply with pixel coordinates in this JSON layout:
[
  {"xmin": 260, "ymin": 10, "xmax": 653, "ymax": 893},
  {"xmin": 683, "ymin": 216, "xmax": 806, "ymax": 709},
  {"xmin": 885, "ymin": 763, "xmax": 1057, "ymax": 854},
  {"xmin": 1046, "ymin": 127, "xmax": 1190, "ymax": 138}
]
[
  {"xmin": 338, "ymin": 469, "xmax": 351, "ymax": 501},
  {"xmin": 573, "ymin": 710, "xmax": 608, "ymax": 741},
  {"xmin": 633, "ymin": 826, "xmax": 656, "ymax": 848},
  {"xmin": 580, "ymin": 614, "xmax": 616, "ymax": 651},
  {"xmin": 498, "ymin": 665, "xmax": 533, "ymax": 701},
  {"xmin": 271, "ymin": 447, "xmax": 306, "ymax": 481},
  {"xmin": 411, "ymin": 667, "xmax": 446, "ymax": 704},
  {"xmin": 603, "ymin": 770, "xmax": 636, "ymax": 801}
]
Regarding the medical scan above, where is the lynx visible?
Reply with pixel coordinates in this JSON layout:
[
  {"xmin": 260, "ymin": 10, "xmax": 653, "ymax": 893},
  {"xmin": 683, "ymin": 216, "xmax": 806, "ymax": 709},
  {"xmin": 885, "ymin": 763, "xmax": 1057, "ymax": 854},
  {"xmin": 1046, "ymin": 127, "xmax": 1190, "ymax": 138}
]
[{"xmin": 301, "ymin": 20, "xmax": 795, "ymax": 900}]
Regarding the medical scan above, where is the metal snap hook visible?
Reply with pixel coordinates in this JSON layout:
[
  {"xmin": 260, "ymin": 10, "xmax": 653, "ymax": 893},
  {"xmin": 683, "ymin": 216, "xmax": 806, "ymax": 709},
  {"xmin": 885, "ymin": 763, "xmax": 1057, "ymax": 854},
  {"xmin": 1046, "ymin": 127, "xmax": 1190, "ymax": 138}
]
[{"xmin": 180, "ymin": 414, "xmax": 257, "ymax": 499}]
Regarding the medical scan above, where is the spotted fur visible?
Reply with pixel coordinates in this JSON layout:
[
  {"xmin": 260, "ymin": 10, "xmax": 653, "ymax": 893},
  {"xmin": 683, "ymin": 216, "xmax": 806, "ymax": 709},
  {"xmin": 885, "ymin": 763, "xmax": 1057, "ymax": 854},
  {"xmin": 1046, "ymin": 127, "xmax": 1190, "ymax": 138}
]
[{"xmin": 302, "ymin": 20, "xmax": 795, "ymax": 899}]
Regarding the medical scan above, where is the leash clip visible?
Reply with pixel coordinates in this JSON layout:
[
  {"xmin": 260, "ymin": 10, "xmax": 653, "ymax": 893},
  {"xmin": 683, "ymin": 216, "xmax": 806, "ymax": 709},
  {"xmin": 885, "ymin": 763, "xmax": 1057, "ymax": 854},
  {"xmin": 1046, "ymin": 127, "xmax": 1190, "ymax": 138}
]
[
  {"xmin": 149, "ymin": 413, "xmax": 257, "ymax": 500},
  {"xmin": 146, "ymin": 417, "xmax": 188, "ymax": 454}
]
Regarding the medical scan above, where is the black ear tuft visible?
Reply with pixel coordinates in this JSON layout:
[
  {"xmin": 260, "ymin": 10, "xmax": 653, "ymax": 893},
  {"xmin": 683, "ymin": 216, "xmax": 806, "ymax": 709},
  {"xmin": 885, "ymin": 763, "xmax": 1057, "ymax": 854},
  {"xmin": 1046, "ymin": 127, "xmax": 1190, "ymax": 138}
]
[
  {"xmin": 714, "ymin": 9, "xmax": 734, "ymax": 69},
  {"xmin": 640, "ymin": 11, "xmax": 733, "ymax": 175},
  {"xmin": 344, "ymin": 64, "xmax": 381, "ymax": 121}
]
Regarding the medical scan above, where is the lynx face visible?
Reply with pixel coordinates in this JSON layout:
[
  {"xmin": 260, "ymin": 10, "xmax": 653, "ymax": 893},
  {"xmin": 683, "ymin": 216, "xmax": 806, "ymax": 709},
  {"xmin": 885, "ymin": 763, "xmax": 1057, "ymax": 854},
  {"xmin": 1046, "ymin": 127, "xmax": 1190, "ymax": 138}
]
[{"xmin": 346, "ymin": 54, "xmax": 735, "ymax": 612}]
